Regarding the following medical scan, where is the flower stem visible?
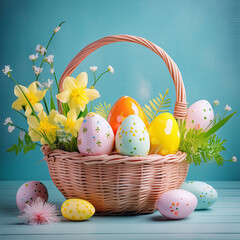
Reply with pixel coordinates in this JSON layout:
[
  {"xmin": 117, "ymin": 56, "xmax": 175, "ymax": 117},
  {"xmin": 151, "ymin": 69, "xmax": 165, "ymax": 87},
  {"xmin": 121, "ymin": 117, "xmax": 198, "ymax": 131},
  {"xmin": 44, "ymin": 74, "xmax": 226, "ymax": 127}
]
[
  {"xmin": 14, "ymin": 110, "xmax": 27, "ymax": 120},
  {"xmin": 9, "ymin": 75, "xmax": 39, "ymax": 122},
  {"xmin": 8, "ymin": 123, "xmax": 42, "ymax": 147},
  {"xmin": 43, "ymin": 97, "xmax": 49, "ymax": 114},
  {"xmin": 93, "ymin": 70, "xmax": 109, "ymax": 87}
]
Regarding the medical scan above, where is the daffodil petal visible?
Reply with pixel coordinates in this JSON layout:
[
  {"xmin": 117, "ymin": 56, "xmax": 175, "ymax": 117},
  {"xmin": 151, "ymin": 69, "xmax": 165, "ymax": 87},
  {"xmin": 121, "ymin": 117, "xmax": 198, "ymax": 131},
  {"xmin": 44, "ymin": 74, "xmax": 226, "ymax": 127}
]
[
  {"xmin": 33, "ymin": 103, "xmax": 43, "ymax": 113},
  {"xmin": 38, "ymin": 110, "xmax": 47, "ymax": 121},
  {"xmin": 63, "ymin": 77, "xmax": 77, "ymax": 91},
  {"xmin": 12, "ymin": 99, "xmax": 24, "ymax": 111},
  {"xmin": 41, "ymin": 138, "xmax": 48, "ymax": 145},
  {"xmin": 75, "ymin": 117, "xmax": 83, "ymax": 131},
  {"xmin": 25, "ymin": 105, "xmax": 32, "ymax": 116},
  {"xmin": 56, "ymin": 90, "xmax": 71, "ymax": 103},
  {"xmin": 75, "ymin": 72, "xmax": 88, "ymax": 88},
  {"xmin": 29, "ymin": 129, "xmax": 41, "ymax": 142},
  {"xmin": 27, "ymin": 116, "xmax": 39, "ymax": 129},
  {"xmin": 48, "ymin": 110, "xmax": 58, "ymax": 124},
  {"xmin": 35, "ymin": 89, "xmax": 47, "ymax": 101},
  {"xmin": 67, "ymin": 108, "xmax": 78, "ymax": 120},
  {"xmin": 85, "ymin": 88, "xmax": 100, "ymax": 101},
  {"xmin": 54, "ymin": 113, "xmax": 67, "ymax": 126},
  {"xmin": 14, "ymin": 85, "xmax": 28, "ymax": 97},
  {"xmin": 28, "ymin": 82, "xmax": 38, "ymax": 93}
]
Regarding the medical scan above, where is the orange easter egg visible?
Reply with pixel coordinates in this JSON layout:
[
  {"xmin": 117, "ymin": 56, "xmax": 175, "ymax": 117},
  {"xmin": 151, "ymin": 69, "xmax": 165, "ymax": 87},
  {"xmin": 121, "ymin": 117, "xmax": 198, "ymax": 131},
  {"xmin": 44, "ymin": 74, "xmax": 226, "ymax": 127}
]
[{"xmin": 108, "ymin": 96, "xmax": 149, "ymax": 135}]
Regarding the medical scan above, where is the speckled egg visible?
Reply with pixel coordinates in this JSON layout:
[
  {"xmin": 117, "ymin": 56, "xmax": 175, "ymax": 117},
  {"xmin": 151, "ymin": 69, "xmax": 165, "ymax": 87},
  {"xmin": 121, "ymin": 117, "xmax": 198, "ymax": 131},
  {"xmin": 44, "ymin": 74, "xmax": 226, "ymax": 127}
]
[
  {"xmin": 61, "ymin": 199, "xmax": 95, "ymax": 221},
  {"xmin": 115, "ymin": 115, "xmax": 150, "ymax": 156},
  {"xmin": 157, "ymin": 189, "xmax": 198, "ymax": 219},
  {"xmin": 180, "ymin": 181, "xmax": 218, "ymax": 210},
  {"xmin": 186, "ymin": 100, "xmax": 214, "ymax": 131},
  {"xmin": 148, "ymin": 113, "xmax": 180, "ymax": 155},
  {"xmin": 16, "ymin": 181, "xmax": 48, "ymax": 211},
  {"xmin": 77, "ymin": 112, "xmax": 114, "ymax": 155},
  {"xmin": 108, "ymin": 96, "xmax": 149, "ymax": 135}
]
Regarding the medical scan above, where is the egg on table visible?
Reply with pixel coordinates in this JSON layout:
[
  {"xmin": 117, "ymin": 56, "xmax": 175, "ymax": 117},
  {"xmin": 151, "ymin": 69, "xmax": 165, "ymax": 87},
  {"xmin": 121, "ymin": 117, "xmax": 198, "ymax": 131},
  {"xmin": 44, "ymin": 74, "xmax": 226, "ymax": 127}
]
[
  {"xmin": 16, "ymin": 181, "xmax": 48, "ymax": 211},
  {"xmin": 186, "ymin": 100, "xmax": 214, "ymax": 131},
  {"xmin": 157, "ymin": 189, "xmax": 198, "ymax": 219},
  {"xmin": 148, "ymin": 112, "xmax": 180, "ymax": 155},
  {"xmin": 180, "ymin": 181, "xmax": 218, "ymax": 210},
  {"xmin": 108, "ymin": 96, "xmax": 149, "ymax": 135},
  {"xmin": 77, "ymin": 112, "xmax": 114, "ymax": 156},
  {"xmin": 61, "ymin": 199, "xmax": 95, "ymax": 221},
  {"xmin": 115, "ymin": 115, "xmax": 150, "ymax": 156}
]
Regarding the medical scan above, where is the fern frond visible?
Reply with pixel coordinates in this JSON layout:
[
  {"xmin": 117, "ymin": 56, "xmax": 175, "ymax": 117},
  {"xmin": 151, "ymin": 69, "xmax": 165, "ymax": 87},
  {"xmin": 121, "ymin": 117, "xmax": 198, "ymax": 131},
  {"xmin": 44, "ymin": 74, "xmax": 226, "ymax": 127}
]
[
  {"xmin": 94, "ymin": 101, "xmax": 111, "ymax": 120},
  {"xmin": 142, "ymin": 88, "xmax": 171, "ymax": 122}
]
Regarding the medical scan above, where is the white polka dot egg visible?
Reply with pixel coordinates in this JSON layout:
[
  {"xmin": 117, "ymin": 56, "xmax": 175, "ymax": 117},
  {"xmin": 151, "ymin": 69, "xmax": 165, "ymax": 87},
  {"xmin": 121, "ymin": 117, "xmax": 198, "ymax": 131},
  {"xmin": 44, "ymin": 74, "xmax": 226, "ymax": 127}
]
[
  {"xmin": 115, "ymin": 115, "xmax": 150, "ymax": 156},
  {"xmin": 61, "ymin": 199, "xmax": 95, "ymax": 221},
  {"xmin": 186, "ymin": 100, "xmax": 214, "ymax": 131}
]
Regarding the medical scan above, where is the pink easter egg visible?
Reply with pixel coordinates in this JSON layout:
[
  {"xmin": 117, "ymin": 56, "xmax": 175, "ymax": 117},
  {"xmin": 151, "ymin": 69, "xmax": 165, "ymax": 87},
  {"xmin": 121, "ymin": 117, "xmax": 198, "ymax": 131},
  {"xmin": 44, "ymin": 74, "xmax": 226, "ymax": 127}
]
[
  {"xmin": 186, "ymin": 100, "xmax": 214, "ymax": 131},
  {"xmin": 157, "ymin": 189, "xmax": 197, "ymax": 219},
  {"xmin": 16, "ymin": 181, "xmax": 48, "ymax": 211},
  {"xmin": 77, "ymin": 112, "xmax": 114, "ymax": 156}
]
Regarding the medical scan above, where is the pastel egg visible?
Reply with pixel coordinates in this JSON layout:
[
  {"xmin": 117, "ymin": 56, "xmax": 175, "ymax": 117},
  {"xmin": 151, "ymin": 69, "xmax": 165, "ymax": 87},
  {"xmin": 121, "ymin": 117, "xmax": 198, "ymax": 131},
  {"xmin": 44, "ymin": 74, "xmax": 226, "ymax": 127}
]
[
  {"xmin": 108, "ymin": 96, "xmax": 149, "ymax": 135},
  {"xmin": 186, "ymin": 100, "xmax": 214, "ymax": 131},
  {"xmin": 16, "ymin": 181, "xmax": 48, "ymax": 211},
  {"xmin": 77, "ymin": 112, "xmax": 114, "ymax": 156},
  {"xmin": 61, "ymin": 199, "xmax": 95, "ymax": 221},
  {"xmin": 180, "ymin": 181, "xmax": 218, "ymax": 210},
  {"xmin": 115, "ymin": 115, "xmax": 150, "ymax": 156},
  {"xmin": 157, "ymin": 189, "xmax": 197, "ymax": 219},
  {"xmin": 148, "ymin": 113, "xmax": 180, "ymax": 155}
]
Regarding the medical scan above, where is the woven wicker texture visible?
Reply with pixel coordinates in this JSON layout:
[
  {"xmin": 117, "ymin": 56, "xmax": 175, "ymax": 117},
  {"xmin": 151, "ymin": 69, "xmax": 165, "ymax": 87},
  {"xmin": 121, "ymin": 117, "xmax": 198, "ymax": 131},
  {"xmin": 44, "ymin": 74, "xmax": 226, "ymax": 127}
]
[{"xmin": 43, "ymin": 35, "xmax": 189, "ymax": 215}]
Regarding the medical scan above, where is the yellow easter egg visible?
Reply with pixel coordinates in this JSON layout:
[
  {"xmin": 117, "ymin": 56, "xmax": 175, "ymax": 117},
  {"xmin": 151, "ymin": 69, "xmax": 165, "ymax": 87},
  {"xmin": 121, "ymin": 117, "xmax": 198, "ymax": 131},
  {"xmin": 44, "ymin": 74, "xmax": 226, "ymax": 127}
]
[
  {"xmin": 61, "ymin": 199, "xmax": 95, "ymax": 221},
  {"xmin": 148, "ymin": 113, "xmax": 180, "ymax": 155}
]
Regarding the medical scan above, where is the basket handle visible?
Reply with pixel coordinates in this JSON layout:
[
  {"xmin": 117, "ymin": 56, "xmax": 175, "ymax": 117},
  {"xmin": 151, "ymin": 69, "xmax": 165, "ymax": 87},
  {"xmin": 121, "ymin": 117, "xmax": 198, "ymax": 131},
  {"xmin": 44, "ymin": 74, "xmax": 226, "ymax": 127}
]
[{"xmin": 58, "ymin": 34, "xmax": 188, "ymax": 119}]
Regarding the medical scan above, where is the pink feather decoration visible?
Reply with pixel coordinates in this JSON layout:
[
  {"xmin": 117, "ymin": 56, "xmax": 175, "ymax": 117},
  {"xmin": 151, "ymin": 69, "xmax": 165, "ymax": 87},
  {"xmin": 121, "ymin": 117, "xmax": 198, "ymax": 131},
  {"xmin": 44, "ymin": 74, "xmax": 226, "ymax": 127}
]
[{"xmin": 19, "ymin": 197, "xmax": 60, "ymax": 224}]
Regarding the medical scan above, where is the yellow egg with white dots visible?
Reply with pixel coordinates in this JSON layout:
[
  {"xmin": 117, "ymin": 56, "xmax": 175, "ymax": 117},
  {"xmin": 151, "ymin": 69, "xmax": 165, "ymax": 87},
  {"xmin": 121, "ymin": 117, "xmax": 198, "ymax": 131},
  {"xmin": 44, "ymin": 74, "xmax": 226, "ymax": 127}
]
[
  {"xmin": 148, "ymin": 113, "xmax": 180, "ymax": 155},
  {"xmin": 61, "ymin": 199, "xmax": 95, "ymax": 221}
]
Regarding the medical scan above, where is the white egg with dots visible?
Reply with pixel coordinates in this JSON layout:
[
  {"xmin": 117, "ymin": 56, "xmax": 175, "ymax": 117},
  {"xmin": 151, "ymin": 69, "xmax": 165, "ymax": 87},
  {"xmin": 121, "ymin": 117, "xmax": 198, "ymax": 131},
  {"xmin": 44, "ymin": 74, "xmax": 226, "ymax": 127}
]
[
  {"xmin": 186, "ymin": 100, "xmax": 214, "ymax": 131},
  {"xmin": 115, "ymin": 115, "xmax": 150, "ymax": 156}
]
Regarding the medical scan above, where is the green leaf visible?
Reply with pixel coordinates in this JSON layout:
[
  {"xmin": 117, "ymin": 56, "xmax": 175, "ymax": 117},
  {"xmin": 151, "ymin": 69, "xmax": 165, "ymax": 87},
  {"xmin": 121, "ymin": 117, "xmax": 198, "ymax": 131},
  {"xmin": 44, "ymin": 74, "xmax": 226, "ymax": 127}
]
[
  {"xmin": 50, "ymin": 94, "xmax": 56, "ymax": 110},
  {"xmin": 204, "ymin": 111, "xmax": 237, "ymax": 138}
]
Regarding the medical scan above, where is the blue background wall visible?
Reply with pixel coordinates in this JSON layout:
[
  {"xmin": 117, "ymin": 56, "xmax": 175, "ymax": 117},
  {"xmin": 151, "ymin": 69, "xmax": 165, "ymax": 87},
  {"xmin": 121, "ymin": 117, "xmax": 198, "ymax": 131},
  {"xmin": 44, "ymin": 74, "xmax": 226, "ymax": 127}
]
[{"xmin": 0, "ymin": 0, "xmax": 239, "ymax": 180}]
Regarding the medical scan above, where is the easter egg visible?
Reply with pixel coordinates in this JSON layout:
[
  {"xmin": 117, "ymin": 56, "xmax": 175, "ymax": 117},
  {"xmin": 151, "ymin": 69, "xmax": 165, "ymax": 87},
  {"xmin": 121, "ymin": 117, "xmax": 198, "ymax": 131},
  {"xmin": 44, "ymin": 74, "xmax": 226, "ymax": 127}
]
[
  {"xmin": 16, "ymin": 181, "xmax": 48, "ymax": 211},
  {"xmin": 108, "ymin": 96, "xmax": 149, "ymax": 135},
  {"xmin": 115, "ymin": 115, "xmax": 150, "ymax": 156},
  {"xmin": 186, "ymin": 100, "xmax": 214, "ymax": 131},
  {"xmin": 157, "ymin": 189, "xmax": 197, "ymax": 219},
  {"xmin": 77, "ymin": 112, "xmax": 114, "ymax": 155},
  {"xmin": 180, "ymin": 181, "xmax": 218, "ymax": 210},
  {"xmin": 148, "ymin": 113, "xmax": 180, "ymax": 155},
  {"xmin": 61, "ymin": 199, "xmax": 95, "ymax": 221}
]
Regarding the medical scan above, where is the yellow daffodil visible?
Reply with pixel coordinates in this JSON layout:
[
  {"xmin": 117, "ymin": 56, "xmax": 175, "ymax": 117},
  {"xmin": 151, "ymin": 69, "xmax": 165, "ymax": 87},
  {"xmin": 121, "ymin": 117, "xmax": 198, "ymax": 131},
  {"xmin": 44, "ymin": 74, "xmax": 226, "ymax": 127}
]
[
  {"xmin": 27, "ymin": 110, "xmax": 58, "ymax": 144},
  {"xmin": 55, "ymin": 109, "xmax": 83, "ymax": 137},
  {"xmin": 56, "ymin": 72, "xmax": 100, "ymax": 112},
  {"xmin": 12, "ymin": 82, "xmax": 47, "ymax": 116}
]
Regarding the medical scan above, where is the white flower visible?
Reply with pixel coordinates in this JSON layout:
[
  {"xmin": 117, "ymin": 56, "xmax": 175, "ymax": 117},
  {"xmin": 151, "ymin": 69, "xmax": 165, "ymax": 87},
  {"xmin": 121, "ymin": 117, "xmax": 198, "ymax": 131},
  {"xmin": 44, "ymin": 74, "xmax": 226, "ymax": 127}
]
[
  {"xmin": 29, "ymin": 53, "xmax": 39, "ymax": 61},
  {"xmin": 224, "ymin": 104, "xmax": 232, "ymax": 111},
  {"xmin": 4, "ymin": 117, "xmax": 13, "ymax": 125},
  {"xmin": 19, "ymin": 131, "xmax": 26, "ymax": 141},
  {"xmin": 33, "ymin": 66, "xmax": 43, "ymax": 75},
  {"xmin": 43, "ymin": 79, "xmax": 54, "ymax": 88},
  {"xmin": 214, "ymin": 100, "xmax": 219, "ymax": 106},
  {"xmin": 2, "ymin": 65, "xmax": 12, "ymax": 76},
  {"xmin": 108, "ymin": 65, "xmax": 114, "ymax": 74},
  {"xmin": 35, "ymin": 81, "xmax": 44, "ymax": 90},
  {"xmin": 90, "ymin": 66, "xmax": 98, "ymax": 72},
  {"xmin": 232, "ymin": 156, "xmax": 237, "ymax": 162},
  {"xmin": 54, "ymin": 26, "xmax": 60, "ymax": 33},
  {"xmin": 50, "ymin": 68, "xmax": 55, "ymax": 74},
  {"xmin": 44, "ymin": 55, "xmax": 54, "ymax": 64},
  {"xmin": 35, "ymin": 44, "xmax": 46, "ymax": 55},
  {"xmin": 8, "ymin": 125, "xmax": 15, "ymax": 133}
]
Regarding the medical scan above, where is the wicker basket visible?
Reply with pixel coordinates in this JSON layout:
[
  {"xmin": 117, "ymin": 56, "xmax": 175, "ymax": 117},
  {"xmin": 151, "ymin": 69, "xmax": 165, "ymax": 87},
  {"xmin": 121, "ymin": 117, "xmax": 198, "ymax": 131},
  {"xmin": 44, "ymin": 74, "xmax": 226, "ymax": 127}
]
[{"xmin": 42, "ymin": 35, "xmax": 189, "ymax": 215}]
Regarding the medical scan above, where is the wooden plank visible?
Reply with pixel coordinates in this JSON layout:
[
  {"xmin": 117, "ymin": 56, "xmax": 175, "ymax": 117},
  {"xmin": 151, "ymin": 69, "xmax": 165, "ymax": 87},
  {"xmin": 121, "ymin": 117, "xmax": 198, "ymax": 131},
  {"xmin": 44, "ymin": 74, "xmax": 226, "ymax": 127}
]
[{"xmin": 1, "ymin": 234, "xmax": 240, "ymax": 240}]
